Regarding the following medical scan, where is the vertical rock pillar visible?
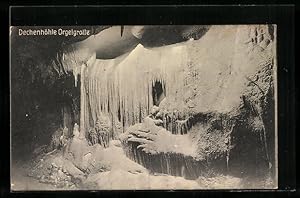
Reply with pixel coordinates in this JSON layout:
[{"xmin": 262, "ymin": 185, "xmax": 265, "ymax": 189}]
[
  {"xmin": 79, "ymin": 63, "xmax": 87, "ymax": 138},
  {"xmin": 79, "ymin": 52, "xmax": 96, "ymax": 139}
]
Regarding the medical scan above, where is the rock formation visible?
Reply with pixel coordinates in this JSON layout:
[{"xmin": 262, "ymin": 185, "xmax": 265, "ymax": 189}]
[
  {"xmin": 11, "ymin": 25, "xmax": 277, "ymax": 189},
  {"xmin": 62, "ymin": 25, "xmax": 276, "ymax": 181}
]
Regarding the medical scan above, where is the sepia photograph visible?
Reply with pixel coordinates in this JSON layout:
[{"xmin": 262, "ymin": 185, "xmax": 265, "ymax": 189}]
[{"xmin": 10, "ymin": 25, "xmax": 277, "ymax": 190}]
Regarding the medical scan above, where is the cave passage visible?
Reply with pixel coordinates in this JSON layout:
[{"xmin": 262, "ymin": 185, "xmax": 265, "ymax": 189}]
[{"xmin": 152, "ymin": 80, "xmax": 165, "ymax": 106}]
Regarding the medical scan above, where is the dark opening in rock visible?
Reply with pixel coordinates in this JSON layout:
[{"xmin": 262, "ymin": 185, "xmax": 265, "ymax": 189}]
[{"xmin": 152, "ymin": 81, "xmax": 165, "ymax": 106}]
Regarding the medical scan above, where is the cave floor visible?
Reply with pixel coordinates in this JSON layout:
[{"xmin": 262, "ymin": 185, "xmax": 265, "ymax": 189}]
[
  {"xmin": 11, "ymin": 162, "xmax": 59, "ymax": 191},
  {"xmin": 11, "ymin": 140, "xmax": 251, "ymax": 190}
]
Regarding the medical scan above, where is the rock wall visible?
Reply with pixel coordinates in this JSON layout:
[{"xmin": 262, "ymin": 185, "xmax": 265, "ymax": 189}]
[{"xmin": 120, "ymin": 25, "xmax": 276, "ymax": 182}]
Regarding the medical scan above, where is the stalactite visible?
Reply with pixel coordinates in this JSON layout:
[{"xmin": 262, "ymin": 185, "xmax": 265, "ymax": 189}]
[
  {"xmin": 79, "ymin": 43, "xmax": 189, "ymax": 136},
  {"xmin": 79, "ymin": 63, "xmax": 87, "ymax": 136},
  {"xmin": 73, "ymin": 66, "xmax": 79, "ymax": 87}
]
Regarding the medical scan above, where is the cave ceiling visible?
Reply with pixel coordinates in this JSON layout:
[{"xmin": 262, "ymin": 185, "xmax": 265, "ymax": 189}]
[{"xmin": 11, "ymin": 25, "xmax": 210, "ymax": 87}]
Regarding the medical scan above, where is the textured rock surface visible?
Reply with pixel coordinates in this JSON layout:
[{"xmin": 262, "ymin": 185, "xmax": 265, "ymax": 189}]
[{"xmin": 120, "ymin": 25, "xmax": 276, "ymax": 187}]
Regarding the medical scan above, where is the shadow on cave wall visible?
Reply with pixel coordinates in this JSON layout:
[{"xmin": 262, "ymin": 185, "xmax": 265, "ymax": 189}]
[
  {"xmin": 11, "ymin": 73, "xmax": 80, "ymax": 161},
  {"xmin": 228, "ymin": 94, "xmax": 275, "ymax": 180},
  {"xmin": 152, "ymin": 80, "xmax": 166, "ymax": 106}
]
